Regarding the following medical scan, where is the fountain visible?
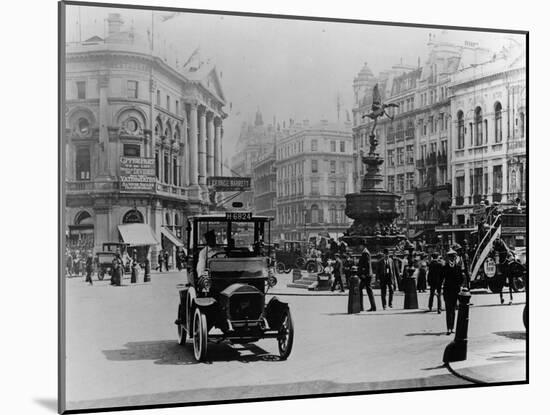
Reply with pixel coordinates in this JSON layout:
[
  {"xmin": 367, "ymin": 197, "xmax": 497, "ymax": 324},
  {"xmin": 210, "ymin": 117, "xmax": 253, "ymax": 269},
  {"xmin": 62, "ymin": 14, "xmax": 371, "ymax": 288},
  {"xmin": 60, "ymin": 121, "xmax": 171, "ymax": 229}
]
[{"xmin": 344, "ymin": 84, "xmax": 406, "ymax": 253}]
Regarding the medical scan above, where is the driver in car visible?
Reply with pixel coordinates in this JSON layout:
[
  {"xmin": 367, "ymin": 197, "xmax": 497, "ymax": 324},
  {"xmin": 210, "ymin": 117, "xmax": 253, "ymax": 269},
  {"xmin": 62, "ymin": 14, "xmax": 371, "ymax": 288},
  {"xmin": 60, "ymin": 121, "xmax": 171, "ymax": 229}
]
[{"xmin": 196, "ymin": 229, "xmax": 224, "ymax": 277}]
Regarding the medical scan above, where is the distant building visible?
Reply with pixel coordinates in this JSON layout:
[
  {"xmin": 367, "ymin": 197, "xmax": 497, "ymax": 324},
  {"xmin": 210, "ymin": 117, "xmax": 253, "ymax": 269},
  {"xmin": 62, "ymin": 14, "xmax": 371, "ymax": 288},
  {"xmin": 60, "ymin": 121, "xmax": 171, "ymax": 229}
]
[
  {"xmin": 275, "ymin": 120, "xmax": 353, "ymax": 242},
  {"xmin": 64, "ymin": 13, "xmax": 227, "ymax": 267},
  {"xmin": 438, "ymin": 40, "xmax": 526, "ymax": 247},
  {"xmin": 252, "ymin": 152, "xmax": 277, "ymax": 218}
]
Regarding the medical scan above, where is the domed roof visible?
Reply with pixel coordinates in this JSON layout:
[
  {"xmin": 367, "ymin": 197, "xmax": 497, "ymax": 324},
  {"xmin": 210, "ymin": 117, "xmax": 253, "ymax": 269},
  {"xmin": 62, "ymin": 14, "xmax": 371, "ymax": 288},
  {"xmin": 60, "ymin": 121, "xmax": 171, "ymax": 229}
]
[{"xmin": 355, "ymin": 62, "xmax": 374, "ymax": 81}]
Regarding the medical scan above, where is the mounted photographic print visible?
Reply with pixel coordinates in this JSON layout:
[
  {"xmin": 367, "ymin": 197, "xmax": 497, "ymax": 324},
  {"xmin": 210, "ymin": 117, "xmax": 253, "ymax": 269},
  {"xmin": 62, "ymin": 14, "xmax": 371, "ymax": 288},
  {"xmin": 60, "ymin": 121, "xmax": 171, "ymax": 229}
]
[{"xmin": 59, "ymin": 1, "xmax": 528, "ymax": 413}]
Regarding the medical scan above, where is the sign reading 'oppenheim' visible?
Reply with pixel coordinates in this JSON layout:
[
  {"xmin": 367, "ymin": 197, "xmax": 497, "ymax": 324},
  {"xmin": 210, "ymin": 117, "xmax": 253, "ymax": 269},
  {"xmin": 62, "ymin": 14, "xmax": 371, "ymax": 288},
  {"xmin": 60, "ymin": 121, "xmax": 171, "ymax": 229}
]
[
  {"xmin": 120, "ymin": 157, "xmax": 156, "ymax": 191},
  {"xmin": 207, "ymin": 176, "xmax": 252, "ymax": 191}
]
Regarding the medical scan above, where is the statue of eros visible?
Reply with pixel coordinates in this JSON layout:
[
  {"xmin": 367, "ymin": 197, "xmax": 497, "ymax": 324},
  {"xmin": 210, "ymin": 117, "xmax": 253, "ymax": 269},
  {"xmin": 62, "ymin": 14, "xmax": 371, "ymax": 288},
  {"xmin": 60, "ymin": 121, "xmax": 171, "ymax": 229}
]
[{"xmin": 362, "ymin": 84, "xmax": 399, "ymax": 154}]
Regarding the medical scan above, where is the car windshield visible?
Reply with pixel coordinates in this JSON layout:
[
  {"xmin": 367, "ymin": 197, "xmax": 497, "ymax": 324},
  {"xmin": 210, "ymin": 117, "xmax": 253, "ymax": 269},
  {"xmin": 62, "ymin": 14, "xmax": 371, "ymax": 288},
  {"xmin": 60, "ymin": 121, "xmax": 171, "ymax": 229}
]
[{"xmin": 231, "ymin": 222, "xmax": 256, "ymax": 249}]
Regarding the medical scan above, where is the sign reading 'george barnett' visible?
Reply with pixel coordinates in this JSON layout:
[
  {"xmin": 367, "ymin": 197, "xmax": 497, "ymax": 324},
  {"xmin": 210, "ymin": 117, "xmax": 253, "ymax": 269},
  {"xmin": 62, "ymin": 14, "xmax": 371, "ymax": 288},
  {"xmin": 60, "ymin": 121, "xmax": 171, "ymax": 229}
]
[{"xmin": 119, "ymin": 157, "xmax": 156, "ymax": 191}]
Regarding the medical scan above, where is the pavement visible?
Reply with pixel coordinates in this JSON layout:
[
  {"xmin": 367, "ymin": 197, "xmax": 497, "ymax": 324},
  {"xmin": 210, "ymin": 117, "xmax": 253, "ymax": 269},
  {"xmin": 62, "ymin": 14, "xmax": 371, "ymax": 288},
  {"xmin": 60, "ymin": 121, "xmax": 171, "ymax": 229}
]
[{"xmin": 63, "ymin": 270, "xmax": 526, "ymax": 411}]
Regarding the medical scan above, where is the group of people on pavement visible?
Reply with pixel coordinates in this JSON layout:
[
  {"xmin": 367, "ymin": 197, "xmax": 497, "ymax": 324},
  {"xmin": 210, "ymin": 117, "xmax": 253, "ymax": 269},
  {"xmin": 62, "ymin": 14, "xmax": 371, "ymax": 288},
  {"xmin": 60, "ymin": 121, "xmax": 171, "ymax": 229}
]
[{"xmin": 321, "ymin": 239, "xmax": 479, "ymax": 335}]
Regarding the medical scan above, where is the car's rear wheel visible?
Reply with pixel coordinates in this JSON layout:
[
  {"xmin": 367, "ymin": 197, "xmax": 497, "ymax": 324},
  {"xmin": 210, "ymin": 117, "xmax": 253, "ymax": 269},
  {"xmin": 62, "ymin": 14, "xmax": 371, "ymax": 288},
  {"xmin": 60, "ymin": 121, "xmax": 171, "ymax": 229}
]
[
  {"xmin": 295, "ymin": 257, "xmax": 306, "ymax": 269},
  {"xmin": 275, "ymin": 262, "xmax": 286, "ymax": 274},
  {"xmin": 305, "ymin": 260, "xmax": 317, "ymax": 273},
  {"xmin": 193, "ymin": 308, "xmax": 208, "ymax": 362},
  {"xmin": 277, "ymin": 309, "xmax": 294, "ymax": 360}
]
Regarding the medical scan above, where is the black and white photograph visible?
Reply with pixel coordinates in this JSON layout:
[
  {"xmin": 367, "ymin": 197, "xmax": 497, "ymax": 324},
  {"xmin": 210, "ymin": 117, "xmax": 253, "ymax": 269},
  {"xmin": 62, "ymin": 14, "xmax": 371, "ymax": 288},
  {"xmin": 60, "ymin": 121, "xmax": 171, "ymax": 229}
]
[{"xmin": 58, "ymin": 1, "xmax": 528, "ymax": 413}]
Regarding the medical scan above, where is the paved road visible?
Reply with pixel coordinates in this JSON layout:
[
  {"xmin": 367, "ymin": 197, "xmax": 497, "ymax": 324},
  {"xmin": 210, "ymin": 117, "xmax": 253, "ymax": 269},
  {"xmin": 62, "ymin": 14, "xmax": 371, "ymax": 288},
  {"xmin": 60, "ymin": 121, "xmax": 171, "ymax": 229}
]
[{"xmin": 63, "ymin": 271, "xmax": 526, "ymax": 411}]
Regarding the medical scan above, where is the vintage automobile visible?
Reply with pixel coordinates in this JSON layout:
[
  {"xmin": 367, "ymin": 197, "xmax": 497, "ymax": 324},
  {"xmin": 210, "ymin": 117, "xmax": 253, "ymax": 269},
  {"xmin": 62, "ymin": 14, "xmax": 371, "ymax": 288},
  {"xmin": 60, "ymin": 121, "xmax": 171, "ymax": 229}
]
[
  {"xmin": 95, "ymin": 242, "xmax": 130, "ymax": 280},
  {"xmin": 175, "ymin": 212, "xmax": 294, "ymax": 362}
]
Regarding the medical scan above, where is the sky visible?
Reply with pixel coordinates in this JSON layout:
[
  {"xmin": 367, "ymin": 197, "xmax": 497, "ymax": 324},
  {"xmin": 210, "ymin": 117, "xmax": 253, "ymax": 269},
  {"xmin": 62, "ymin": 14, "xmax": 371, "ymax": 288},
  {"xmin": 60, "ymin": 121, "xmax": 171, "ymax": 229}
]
[{"xmin": 65, "ymin": 5, "xmax": 525, "ymax": 161}]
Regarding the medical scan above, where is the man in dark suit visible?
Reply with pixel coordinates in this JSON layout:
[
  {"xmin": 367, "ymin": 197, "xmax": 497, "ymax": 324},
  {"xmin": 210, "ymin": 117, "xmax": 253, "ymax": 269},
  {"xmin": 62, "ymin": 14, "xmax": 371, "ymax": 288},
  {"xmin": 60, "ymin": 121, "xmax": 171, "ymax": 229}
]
[
  {"xmin": 358, "ymin": 243, "xmax": 376, "ymax": 311},
  {"xmin": 427, "ymin": 253, "xmax": 443, "ymax": 313},
  {"xmin": 331, "ymin": 254, "xmax": 345, "ymax": 292},
  {"xmin": 376, "ymin": 248, "xmax": 397, "ymax": 310},
  {"xmin": 442, "ymin": 249, "xmax": 464, "ymax": 335}
]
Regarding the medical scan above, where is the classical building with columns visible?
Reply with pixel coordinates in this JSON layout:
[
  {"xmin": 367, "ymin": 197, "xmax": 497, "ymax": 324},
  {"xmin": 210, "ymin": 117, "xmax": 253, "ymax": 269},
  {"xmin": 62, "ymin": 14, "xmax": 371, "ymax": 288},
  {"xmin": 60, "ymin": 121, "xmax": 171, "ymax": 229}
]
[
  {"xmin": 275, "ymin": 120, "xmax": 353, "ymax": 242},
  {"xmin": 64, "ymin": 13, "xmax": 227, "ymax": 267},
  {"xmin": 439, "ymin": 40, "xmax": 526, "ymax": 246}
]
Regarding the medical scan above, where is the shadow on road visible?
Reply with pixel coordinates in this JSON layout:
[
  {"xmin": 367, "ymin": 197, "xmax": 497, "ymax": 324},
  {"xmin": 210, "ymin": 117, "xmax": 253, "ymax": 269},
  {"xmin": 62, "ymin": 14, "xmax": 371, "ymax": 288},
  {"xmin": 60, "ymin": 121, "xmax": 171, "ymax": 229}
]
[
  {"xmin": 493, "ymin": 331, "xmax": 526, "ymax": 340},
  {"xmin": 103, "ymin": 340, "xmax": 281, "ymax": 365},
  {"xmin": 323, "ymin": 310, "xmax": 427, "ymax": 317},
  {"xmin": 406, "ymin": 331, "xmax": 448, "ymax": 337}
]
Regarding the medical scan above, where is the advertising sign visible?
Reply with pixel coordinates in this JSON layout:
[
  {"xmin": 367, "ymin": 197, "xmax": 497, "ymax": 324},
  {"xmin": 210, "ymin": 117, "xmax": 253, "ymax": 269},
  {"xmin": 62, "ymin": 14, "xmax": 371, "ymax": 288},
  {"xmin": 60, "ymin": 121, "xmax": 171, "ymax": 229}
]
[
  {"xmin": 484, "ymin": 257, "xmax": 497, "ymax": 278},
  {"xmin": 207, "ymin": 176, "xmax": 251, "ymax": 191},
  {"xmin": 119, "ymin": 157, "xmax": 156, "ymax": 191}
]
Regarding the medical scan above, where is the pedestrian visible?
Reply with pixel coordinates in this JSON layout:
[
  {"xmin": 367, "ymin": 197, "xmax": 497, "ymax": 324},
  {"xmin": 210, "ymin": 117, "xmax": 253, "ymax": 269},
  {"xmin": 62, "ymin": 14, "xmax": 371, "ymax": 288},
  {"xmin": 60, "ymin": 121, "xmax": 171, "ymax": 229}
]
[
  {"xmin": 163, "ymin": 250, "xmax": 170, "ymax": 271},
  {"xmin": 494, "ymin": 238, "xmax": 514, "ymax": 305},
  {"xmin": 85, "ymin": 250, "xmax": 94, "ymax": 285},
  {"xmin": 417, "ymin": 254, "xmax": 428, "ymax": 292},
  {"xmin": 376, "ymin": 248, "xmax": 397, "ymax": 310},
  {"xmin": 158, "ymin": 251, "xmax": 163, "ymax": 272},
  {"xmin": 111, "ymin": 253, "xmax": 122, "ymax": 286},
  {"xmin": 331, "ymin": 254, "xmax": 345, "ymax": 292},
  {"xmin": 66, "ymin": 250, "xmax": 73, "ymax": 278},
  {"xmin": 442, "ymin": 249, "xmax": 464, "ymax": 335},
  {"xmin": 358, "ymin": 243, "xmax": 376, "ymax": 311},
  {"xmin": 343, "ymin": 254, "xmax": 353, "ymax": 289},
  {"xmin": 427, "ymin": 253, "xmax": 443, "ymax": 313}
]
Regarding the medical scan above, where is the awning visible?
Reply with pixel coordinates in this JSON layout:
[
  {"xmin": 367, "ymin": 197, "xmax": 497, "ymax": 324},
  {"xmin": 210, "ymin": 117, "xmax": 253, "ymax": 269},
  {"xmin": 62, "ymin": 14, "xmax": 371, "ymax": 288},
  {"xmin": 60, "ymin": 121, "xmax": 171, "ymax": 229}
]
[
  {"xmin": 160, "ymin": 227, "xmax": 183, "ymax": 247},
  {"xmin": 118, "ymin": 224, "xmax": 159, "ymax": 246}
]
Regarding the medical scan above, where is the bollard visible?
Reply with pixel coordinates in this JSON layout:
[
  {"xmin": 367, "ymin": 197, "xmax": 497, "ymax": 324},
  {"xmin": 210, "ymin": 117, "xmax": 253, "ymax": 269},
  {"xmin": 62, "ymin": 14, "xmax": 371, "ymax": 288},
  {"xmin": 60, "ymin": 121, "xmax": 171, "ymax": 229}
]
[
  {"xmin": 443, "ymin": 289, "xmax": 471, "ymax": 363},
  {"xmin": 402, "ymin": 277, "xmax": 418, "ymax": 309},
  {"xmin": 292, "ymin": 268, "xmax": 302, "ymax": 283},
  {"xmin": 144, "ymin": 259, "xmax": 151, "ymax": 283},
  {"xmin": 130, "ymin": 264, "xmax": 137, "ymax": 284},
  {"xmin": 347, "ymin": 274, "xmax": 362, "ymax": 314}
]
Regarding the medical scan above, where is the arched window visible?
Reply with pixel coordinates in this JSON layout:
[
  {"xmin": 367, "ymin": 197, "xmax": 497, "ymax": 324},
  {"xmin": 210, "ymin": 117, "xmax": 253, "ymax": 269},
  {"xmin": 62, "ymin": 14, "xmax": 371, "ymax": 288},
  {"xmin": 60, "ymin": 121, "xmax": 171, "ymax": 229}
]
[
  {"xmin": 165, "ymin": 212, "xmax": 171, "ymax": 226},
  {"xmin": 174, "ymin": 213, "xmax": 180, "ymax": 226},
  {"xmin": 174, "ymin": 125, "xmax": 181, "ymax": 141},
  {"xmin": 457, "ymin": 111, "xmax": 464, "ymax": 149},
  {"xmin": 494, "ymin": 102, "xmax": 502, "ymax": 143},
  {"xmin": 519, "ymin": 112, "xmax": 525, "ymax": 138},
  {"xmin": 510, "ymin": 169, "xmax": 517, "ymax": 192},
  {"xmin": 123, "ymin": 209, "xmax": 143, "ymax": 224},
  {"xmin": 311, "ymin": 205, "xmax": 319, "ymax": 223},
  {"xmin": 74, "ymin": 210, "xmax": 93, "ymax": 225},
  {"xmin": 339, "ymin": 205, "xmax": 346, "ymax": 223},
  {"xmin": 474, "ymin": 107, "xmax": 483, "ymax": 146}
]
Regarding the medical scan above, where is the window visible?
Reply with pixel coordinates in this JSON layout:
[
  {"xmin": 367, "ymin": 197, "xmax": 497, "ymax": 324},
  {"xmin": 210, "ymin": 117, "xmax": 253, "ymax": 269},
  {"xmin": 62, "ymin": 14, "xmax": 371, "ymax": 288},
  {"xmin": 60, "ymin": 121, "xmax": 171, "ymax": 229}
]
[
  {"xmin": 406, "ymin": 173, "xmax": 415, "ymax": 191},
  {"xmin": 330, "ymin": 141, "xmax": 336, "ymax": 152},
  {"xmin": 339, "ymin": 181, "xmax": 346, "ymax": 195},
  {"xmin": 387, "ymin": 150, "xmax": 395, "ymax": 167},
  {"xmin": 311, "ymin": 179, "xmax": 319, "ymax": 195},
  {"xmin": 329, "ymin": 181, "xmax": 337, "ymax": 195},
  {"xmin": 340, "ymin": 141, "xmax": 345, "ymax": 152},
  {"xmin": 311, "ymin": 139, "xmax": 318, "ymax": 151},
  {"xmin": 76, "ymin": 147, "xmax": 91, "ymax": 180},
  {"xmin": 173, "ymin": 157, "xmax": 178, "ymax": 186},
  {"xmin": 493, "ymin": 165, "xmax": 503, "ymax": 193},
  {"xmin": 406, "ymin": 145, "xmax": 414, "ymax": 165},
  {"xmin": 396, "ymin": 148, "xmax": 404, "ymax": 165},
  {"xmin": 311, "ymin": 205, "xmax": 319, "ymax": 223},
  {"xmin": 457, "ymin": 111, "xmax": 465, "ymax": 149},
  {"xmin": 388, "ymin": 176, "xmax": 395, "ymax": 192},
  {"xmin": 311, "ymin": 159, "xmax": 318, "ymax": 173},
  {"xmin": 397, "ymin": 174, "xmax": 405, "ymax": 193},
  {"xmin": 155, "ymin": 152, "xmax": 159, "ymax": 179},
  {"xmin": 495, "ymin": 102, "xmax": 502, "ymax": 143},
  {"xmin": 156, "ymin": 90, "xmax": 160, "ymax": 105},
  {"xmin": 176, "ymin": 100, "xmax": 179, "ymax": 115},
  {"xmin": 421, "ymin": 144, "xmax": 427, "ymax": 160},
  {"xmin": 166, "ymin": 95, "xmax": 170, "ymax": 112},
  {"xmin": 164, "ymin": 153, "xmax": 169, "ymax": 183},
  {"xmin": 455, "ymin": 176, "xmax": 465, "ymax": 197},
  {"xmin": 123, "ymin": 144, "xmax": 140, "ymax": 157},
  {"xmin": 429, "ymin": 116, "xmax": 434, "ymax": 134},
  {"xmin": 330, "ymin": 160, "xmax": 336, "ymax": 174},
  {"xmin": 329, "ymin": 205, "xmax": 337, "ymax": 223},
  {"xmin": 441, "ymin": 140, "xmax": 448, "ymax": 156},
  {"xmin": 474, "ymin": 107, "xmax": 483, "ymax": 146},
  {"xmin": 127, "ymin": 80, "xmax": 138, "ymax": 99},
  {"xmin": 76, "ymin": 81, "xmax": 86, "ymax": 99}
]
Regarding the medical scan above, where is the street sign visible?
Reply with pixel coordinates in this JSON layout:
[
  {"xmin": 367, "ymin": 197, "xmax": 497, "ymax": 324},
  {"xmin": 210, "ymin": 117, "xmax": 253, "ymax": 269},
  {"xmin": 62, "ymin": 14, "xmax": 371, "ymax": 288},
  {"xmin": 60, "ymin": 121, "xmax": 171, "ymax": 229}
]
[
  {"xmin": 484, "ymin": 257, "xmax": 496, "ymax": 278},
  {"xmin": 119, "ymin": 157, "xmax": 156, "ymax": 191},
  {"xmin": 207, "ymin": 176, "xmax": 251, "ymax": 191},
  {"xmin": 225, "ymin": 212, "xmax": 252, "ymax": 221}
]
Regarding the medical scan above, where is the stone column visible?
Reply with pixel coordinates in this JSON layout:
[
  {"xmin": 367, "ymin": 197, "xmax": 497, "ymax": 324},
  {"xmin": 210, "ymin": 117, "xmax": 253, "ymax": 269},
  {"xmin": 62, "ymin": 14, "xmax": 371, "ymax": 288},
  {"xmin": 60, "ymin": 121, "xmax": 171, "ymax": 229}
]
[
  {"xmin": 487, "ymin": 159, "xmax": 494, "ymax": 203},
  {"xmin": 98, "ymin": 73, "xmax": 111, "ymax": 177},
  {"xmin": 206, "ymin": 112, "xmax": 214, "ymax": 177},
  {"xmin": 464, "ymin": 163, "xmax": 471, "ymax": 205},
  {"xmin": 502, "ymin": 159, "xmax": 508, "ymax": 203},
  {"xmin": 214, "ymin": 118, "xmax": 222, "ymax": 176},
  {"xmin": 188, "ymin": 103, "xmax": 199, "ymax": 187},
  {"xmin": 182, "ymin": 120, "xmax": 189, "ymax": 187},
  {"xmin": 198, "ymin": 106, "xmax": 207, "ymax": 186}
]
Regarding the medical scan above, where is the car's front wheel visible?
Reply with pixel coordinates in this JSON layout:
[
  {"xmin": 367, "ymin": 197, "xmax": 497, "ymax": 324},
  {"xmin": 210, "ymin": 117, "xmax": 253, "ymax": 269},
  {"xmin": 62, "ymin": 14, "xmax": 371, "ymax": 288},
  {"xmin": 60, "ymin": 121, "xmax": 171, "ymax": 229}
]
[
  {"xmin": 277, "ymin": 309, "xmax": 294, "ymax": 360},
  {"xmin": 177, "ymin": 304, "xmax": 187, "ymax": 345},
  {"xmin": 193, "ymin": 308, "xmax": 208, "ymax": 362}
]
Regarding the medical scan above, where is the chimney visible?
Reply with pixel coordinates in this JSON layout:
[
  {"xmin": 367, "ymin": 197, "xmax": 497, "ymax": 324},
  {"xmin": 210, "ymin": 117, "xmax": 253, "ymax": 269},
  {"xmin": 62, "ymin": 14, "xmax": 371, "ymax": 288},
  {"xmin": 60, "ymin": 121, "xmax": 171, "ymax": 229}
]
[{"xmin": 107, "ymin": 13, "xmax": 123, "ymax": 36}]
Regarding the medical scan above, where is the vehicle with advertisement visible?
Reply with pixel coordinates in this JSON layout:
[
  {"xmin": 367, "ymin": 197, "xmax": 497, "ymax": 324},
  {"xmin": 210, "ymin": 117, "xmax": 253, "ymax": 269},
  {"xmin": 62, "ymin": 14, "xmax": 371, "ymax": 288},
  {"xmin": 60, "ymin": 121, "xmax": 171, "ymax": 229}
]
[
  {"xmin": 469, "ymin": 207, "xmax": 526, "ymax": 293},
  {"xmin": 175, "ymin": 211, "xmax": 294, "ymax": 362}
]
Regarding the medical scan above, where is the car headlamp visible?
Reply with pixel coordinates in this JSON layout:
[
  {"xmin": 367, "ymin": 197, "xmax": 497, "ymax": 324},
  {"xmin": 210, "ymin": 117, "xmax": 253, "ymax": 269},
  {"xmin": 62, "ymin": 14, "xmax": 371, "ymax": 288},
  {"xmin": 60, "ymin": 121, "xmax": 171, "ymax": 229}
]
[{"xmin": 200, "ymin": 270, "xmax": 211, "ymax": 292}]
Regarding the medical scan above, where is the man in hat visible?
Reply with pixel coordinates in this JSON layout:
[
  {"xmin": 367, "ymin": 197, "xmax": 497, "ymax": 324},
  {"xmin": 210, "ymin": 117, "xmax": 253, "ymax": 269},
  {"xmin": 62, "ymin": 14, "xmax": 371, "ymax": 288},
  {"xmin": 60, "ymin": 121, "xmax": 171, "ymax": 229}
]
[
  {"xmin": 196, "ymin": 230, "xmax": 223, "ymax": 281},
  {"xmin": 331, "ymin": 253, "xmax": 345, "ymax": 292},
  {"xmin": 85, "ymin": 250, "xmax": 94, "ymax": 285},
  {"xmin": 427, "ymin": 253, "xmax": 443, "ymax": 313},
  {"xmin": 442, "ymin": 248, "xmax": 464, "ymax": 335},
  {"xmin": 376, "ymin": 248, "xmax": 397, "ymax": 310}
]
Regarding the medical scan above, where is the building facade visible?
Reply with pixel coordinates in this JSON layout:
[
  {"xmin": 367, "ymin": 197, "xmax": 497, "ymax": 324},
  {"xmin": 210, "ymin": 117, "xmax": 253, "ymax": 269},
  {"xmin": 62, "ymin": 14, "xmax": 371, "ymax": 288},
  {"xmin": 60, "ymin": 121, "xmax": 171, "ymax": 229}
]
[
  {"xmin": 275, "ymin": 121, "xmax": 353, "ymax": 242},
  {"xmin": 440, "ymin": 40, "xmax": 526, "ymax": 246},
  {"xmin": 64, "ymin": 13, "xmax": 228, "ymax": 267}
]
